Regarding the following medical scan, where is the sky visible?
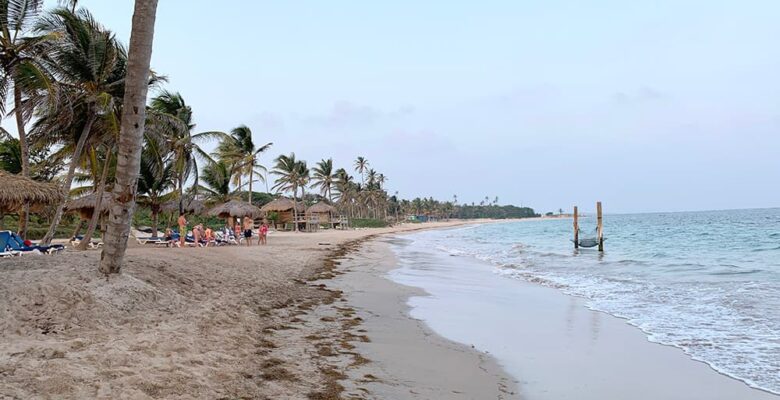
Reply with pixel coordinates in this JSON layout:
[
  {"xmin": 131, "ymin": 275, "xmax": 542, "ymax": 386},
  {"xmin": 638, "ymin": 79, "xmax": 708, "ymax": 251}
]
[{"xmin": 30, "ymin": 0, "xmax": 780, "ymax": 213}]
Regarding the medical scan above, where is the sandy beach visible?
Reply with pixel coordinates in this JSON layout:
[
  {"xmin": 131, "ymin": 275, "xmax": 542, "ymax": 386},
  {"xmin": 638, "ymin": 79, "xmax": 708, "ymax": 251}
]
[
  {"xmin": 0, "ymin": 220, "xmax": 504, "ymax": 399},
  {"xmin": 1, "ymin": 219, "xmax": 778, "ymax": 399}
]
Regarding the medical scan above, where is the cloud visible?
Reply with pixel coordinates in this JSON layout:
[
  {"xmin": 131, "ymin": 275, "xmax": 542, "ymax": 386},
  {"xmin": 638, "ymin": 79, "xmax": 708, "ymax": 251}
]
[
  {"xmin": 611, "ymin": 86, "xmax": 668, "ymax": 105},
  {"xmin": 299, "ymin": 101, "xmax": 415, "ymax": 129}
]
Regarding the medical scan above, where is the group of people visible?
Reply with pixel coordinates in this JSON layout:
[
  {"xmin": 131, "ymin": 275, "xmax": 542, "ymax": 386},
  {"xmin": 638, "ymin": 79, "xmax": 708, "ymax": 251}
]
[{"xmin": 168, "ymin": 213, "xmax": 269, "ymax": 248}]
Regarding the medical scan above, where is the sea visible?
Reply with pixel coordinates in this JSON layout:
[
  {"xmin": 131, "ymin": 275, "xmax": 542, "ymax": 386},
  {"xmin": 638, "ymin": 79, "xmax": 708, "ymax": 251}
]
[{"xmin": 387, "ymin": 209, "xmax": 780, "ymax": 396}]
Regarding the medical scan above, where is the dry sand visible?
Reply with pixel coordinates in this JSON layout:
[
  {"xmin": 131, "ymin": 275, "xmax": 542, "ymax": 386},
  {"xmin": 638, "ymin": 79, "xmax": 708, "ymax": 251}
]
[{"xmin": 0, "ymin": 220, "xmax": 502, "ymax": 399}]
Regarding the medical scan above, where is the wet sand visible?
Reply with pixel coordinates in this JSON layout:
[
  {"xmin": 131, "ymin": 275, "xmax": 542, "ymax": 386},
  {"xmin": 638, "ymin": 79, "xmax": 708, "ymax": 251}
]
[{"xmin": 352, "ymin": 232, "xmax": 779, "ymax": 400}]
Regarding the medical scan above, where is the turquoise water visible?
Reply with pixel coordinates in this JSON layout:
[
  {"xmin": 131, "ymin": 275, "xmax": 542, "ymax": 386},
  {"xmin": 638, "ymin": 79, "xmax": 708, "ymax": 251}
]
[{"xmin": 398, "ymin": 209, "xmax": 780, "ymax": 394}]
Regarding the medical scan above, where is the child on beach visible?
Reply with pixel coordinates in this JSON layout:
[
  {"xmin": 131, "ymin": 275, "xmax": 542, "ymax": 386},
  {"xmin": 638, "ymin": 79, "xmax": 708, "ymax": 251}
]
[
  {"xmin": 204, "ymin": 226, "xmax": 214, "ymax": 246},
  {"xmin": 259, "ymin": 221, "xmax": 268, "ymax": 245},
  {"xmin": 164, "ymin": 228, "xmax": 174, "ymax": 247}
]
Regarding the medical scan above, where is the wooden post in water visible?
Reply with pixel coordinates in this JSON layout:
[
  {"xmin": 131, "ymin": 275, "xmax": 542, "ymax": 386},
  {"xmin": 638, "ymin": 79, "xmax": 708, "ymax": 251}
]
[
  {"xmin": 597, "ymin": 201, "xmax": 604, "ymax": 252},
  {"xmin": 573, "ymin": 206, "xmax": 579, "ymax": 249}
]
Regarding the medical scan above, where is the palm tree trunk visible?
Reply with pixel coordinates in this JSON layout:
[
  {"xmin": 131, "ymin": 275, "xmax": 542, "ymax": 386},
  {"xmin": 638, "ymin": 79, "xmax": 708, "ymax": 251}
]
[
  {"xmin": 177, "ymin": 173, "xmax": 184, "ymax": 214},
  {"xmin": 40, "ymin": 111, "xmax": 98, "ymax": 245},
  {"xmin": 150, "ymin": 207, "xmax": 159, "ymax": 237},
  {"xmin": 292, "ymin": 184, "xmax": 298, "ymax": 232},
  {"xmin": 100, "ymin": 0, "xmax": 159, "ymax": 275},
  {"xmin": 71, "ymin": 219, "xmax": 85, "ymax": 239},
  {"xmin": 78, "ymin": 151, "xmax": 112, "ymax": 250},
  {"xmin": 248, "ymin": 167, "xmax": 253, "ymax": 204},
  {"xmin": 14, "ymin": 86, "xmax": 31, "ymax": 238}
]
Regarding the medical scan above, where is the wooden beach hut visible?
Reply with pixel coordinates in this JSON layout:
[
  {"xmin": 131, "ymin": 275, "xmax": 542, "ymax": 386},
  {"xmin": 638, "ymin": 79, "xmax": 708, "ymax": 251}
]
[
  {"xmin": 260, "ymin": 198, "xmax": 305, "ymax": 228},
  {"xmin": 0, "ymin": 171, "xmax": 64, "ymax": 230},
  {"xmin": 64, "ymin": 192, "xmax": 115, "ymax": 239},
  {"xmin": 207, "ymin": 199, "xmax": 262, "ymax": 228}
]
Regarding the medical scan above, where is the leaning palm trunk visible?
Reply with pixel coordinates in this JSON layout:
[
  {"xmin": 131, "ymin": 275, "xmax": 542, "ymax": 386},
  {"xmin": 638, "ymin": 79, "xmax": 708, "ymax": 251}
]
[
  {"xmin": 40, "ymin": 112, "xmax": 99, "ymax": 245},
  {"xmin": 100, "ymin": 0, "xmax": 159, "ymax": 275},
  {"xmin": 78, "ymin": 151, "xmax": 112, "ymax": 250},
  {"xmin": 14, "ymin": 86, "xmax": 31, "ymax": 238}
]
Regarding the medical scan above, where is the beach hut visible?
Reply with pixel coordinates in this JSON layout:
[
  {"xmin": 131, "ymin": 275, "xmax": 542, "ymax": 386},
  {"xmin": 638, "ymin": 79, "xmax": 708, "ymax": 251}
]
[
  {"xmin": 161, "ymin": 198, "xmax": 206, "ymax": 215},
  {"xmin": 306, "ymin": 202, "xmax": 337, "ymax": 223},
  {"xmin": 207, "ymin": 199, "xmax": 262, "ymax": 228},
  {"xmin": 0, "ymin": 171, "xmax": 64, "ymax": 229},
  {"xmin": 260, "ymin": 197, "xmax": 305, "ymax": 228},
  {"xmin": 64, "ymin": 192, "xmax": 115, "ymax": 239}
]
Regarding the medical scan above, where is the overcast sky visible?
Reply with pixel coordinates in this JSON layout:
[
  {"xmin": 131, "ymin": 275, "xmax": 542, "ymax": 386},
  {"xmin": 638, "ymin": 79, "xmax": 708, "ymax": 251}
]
[{"xmin": 32, "ymin": 0, "xmax": 780, "ymax": 213}]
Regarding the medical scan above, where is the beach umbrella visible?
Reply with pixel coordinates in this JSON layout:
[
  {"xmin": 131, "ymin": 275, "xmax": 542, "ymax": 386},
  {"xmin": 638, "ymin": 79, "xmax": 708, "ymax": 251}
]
[
  {"xmin": 161, "ymin": 198, "xmax": 205, "ymax": 215},
  {"xmin": 64, "ymin": 192, "xmax": 115, "ymax": 221},
  {"xmin": 208, "ymin": 199, "xmax": 262, "ymax": 227},
  {"xmin": 0, "ymin": 171, "xmax": 65, "ymax": 228}
]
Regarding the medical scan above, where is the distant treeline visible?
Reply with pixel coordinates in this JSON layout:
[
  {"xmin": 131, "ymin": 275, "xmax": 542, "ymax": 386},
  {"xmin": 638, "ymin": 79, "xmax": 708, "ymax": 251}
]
[{"xmin": 453, "ymin": 205, "xmax": 538, "ymax": 219}]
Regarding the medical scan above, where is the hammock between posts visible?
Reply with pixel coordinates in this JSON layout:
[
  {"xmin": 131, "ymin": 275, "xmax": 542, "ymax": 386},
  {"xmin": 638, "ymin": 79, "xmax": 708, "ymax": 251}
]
[{"xmin": 572, "ymin": 227, "xmax": 604, "ymax": 248}]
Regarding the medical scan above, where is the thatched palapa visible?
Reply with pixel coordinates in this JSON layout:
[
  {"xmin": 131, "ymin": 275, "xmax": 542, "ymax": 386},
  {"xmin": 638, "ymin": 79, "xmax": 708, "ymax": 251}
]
[
  {"xmin": 260, "ymin": 198, "xmax": 305, "ymax": 225},
  {"xmin": 64, "ymin": 192, "xmax": 115, "ymax": 220},
  {"xmin": 0, "ymin": 171, "xmax": 64, "ymax": 214},
  {"xmin": 208, "ymin": 200, "xmax": 262, "ymax": 219},
  {"xmin": 305, "ymin": 201, "xmax": 336, "ymax": 223},
  {"xmin": 161, "ymin": 198, "xmax": 205, "ymax": 214}
]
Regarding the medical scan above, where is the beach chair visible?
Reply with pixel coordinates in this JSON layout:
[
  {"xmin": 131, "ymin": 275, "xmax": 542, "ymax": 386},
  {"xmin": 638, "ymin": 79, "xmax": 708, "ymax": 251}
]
[
  {"xmin": 131, "ymin": 228, "xmax": 164, "ymax": 245},
  {"xmin": 0, "ymin": 231, "xmax": 64, "ymax": 255},
  {"xmin": 0, "ymin": 233, "xmax": 21, "ymax": 257},
  {"xmin": 70, "ymin": 235, "xmax": 103, "ymax": 249}
]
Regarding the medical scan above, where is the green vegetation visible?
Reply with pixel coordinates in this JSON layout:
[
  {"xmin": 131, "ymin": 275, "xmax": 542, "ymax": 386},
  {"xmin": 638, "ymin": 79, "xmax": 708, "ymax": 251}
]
[{"xmin": 350, "ymin": 218, "xmax": 390, "ymax": 228}]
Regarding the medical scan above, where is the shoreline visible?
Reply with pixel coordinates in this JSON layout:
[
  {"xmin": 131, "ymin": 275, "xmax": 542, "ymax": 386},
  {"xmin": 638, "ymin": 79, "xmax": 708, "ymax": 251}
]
[
  {"xmin": 367, "ymin": 224, "xmax": 779, "ymax": 399},
  {"xmin": 322, "ymin": 235, "xmax": 519, "ymax": 399}
]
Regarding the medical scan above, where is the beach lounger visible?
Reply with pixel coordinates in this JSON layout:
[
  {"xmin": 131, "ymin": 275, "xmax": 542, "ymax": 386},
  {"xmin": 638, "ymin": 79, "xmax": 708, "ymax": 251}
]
[
  {"xmin": 70, "ymin": 235, "xmax": 103, "ymax": 249},
  {"xmin": 131, "ymin": 229, "xmax": 165, "ymax": 245},
  {"xmin": 0, "ymin": 231, "xmax": 64, "ymax": 255}
]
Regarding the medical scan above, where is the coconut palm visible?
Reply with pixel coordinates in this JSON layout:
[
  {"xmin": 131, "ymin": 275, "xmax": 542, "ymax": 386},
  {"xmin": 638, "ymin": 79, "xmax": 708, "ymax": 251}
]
[
  {"xmin": 214, "ymin": 125, "xmax": 271, "ymax": 204},
  {"xmin": 0, "ymin": 0, "xmax": 57, "ymax": 237},
  {"xmin": 199, "ymin": 160, "xmax": 233, "ymax": 204},
  {"xmin": 35, "ymin": 7, "xmax": 127, "ymax": 245},
  {"xmin": 136, "ymin": 141, "xmax": 176, "ymax": 237},
  {"xmin": 354, "ymin": 156, "xmax": 368, "ymax": 185},
  {"xmin": 101, "ymin": 0, "xmax": 159, "ymax": 274},
  {"xmin": 272, "ymin": 153, "xmax": 305, "ymax": 231},
  {"xmin": 311, "ymin": 158, "xmax": 335, "ymax": 201},
  {"xmin": 148, "ymin": 90, "xmax": 223, "ymax": 213}
]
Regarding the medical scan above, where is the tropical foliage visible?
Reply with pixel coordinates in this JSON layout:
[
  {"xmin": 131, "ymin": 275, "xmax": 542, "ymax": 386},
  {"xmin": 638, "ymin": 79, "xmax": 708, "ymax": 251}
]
[{"xmin": 0, "ymin": 1, "xmax": 536, "ymax": 246}]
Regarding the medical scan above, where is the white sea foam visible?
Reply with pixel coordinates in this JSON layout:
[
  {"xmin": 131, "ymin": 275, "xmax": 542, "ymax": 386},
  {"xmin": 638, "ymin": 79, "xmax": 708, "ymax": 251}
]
[{"xmin": 401, "ymin": 211, "xmax": 780, "ymax": 395}]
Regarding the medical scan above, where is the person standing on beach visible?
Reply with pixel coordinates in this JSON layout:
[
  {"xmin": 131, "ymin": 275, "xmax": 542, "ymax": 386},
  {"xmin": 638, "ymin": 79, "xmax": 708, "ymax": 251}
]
[
  {"xmin": 243, "ymin": 217, "xmax": 254, "ymax": 246},
  {"xmin": 177, "ymin": 213, "xmax": 187, "ymax": 248},
  {"xmin": 259, "ymin": 221, "xmax": 268, "ymax": 245},
  {"xmin": 234, "ymin": 219, "xmax": 242, "ymax": 243}
]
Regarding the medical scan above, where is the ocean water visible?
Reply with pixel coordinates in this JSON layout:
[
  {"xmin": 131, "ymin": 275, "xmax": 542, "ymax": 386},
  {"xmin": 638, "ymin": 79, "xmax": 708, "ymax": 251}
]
[{"xmin": 390, "ymin": 209, "xmax": 780, "ymax": 395}]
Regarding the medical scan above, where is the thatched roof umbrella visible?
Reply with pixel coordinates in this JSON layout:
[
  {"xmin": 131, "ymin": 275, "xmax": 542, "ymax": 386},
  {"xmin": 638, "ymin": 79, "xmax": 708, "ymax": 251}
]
[
  {"xmin": 64, "ymin": 192, "xmax": 114, "ymax": 220},
  {"xmin": 208, "ymin": 199, "xmax": 262, "ymax": 227},
  {"xmin": 161, "ymin": 198, "xmax": 206, "ymax": 215},
  {"xmin": 0, "ymin": 171, "xmax": 64, "ymax": 228},
  {"xmin": 260, "ymin": 197, "xmax": 305, "ymax": 213}
]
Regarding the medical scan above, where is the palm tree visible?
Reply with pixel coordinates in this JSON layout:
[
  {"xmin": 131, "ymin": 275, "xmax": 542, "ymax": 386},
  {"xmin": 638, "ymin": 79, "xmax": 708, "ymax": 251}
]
[
  {"xmin": 354, "ymin": 156, "xmax": 368, "ymax": 186},
  {"xmin": 36, "ymin": 7, "xmax": 127, "ymax": 245},
  {"xmin": 214, "ymin": 125, "xmax": 271, "ymax": 204},
  {"xmin": 199, "ymin": 160, "xmax": 233, "ymax": 204},
  {"xmin": 100, "ymin": 0, "xmax": 159, "ymax": 274},
  {"xmin": 272, "ymin": 153, "xmax": 302, "ymax": 231},
  {"xmin": 0, "ymin": 0, "xmax": 56, "ymax": 237},
  {"xmin": 148, "ymin": 90, "xmax": 223, "ymax": 213},
  {"xmin": 136, "ymin": 140, "xmax": 176, "ymax": 237},
  {"xmin": 311, "ymin": 158, "xmax": 335, "ymax": 201}
]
